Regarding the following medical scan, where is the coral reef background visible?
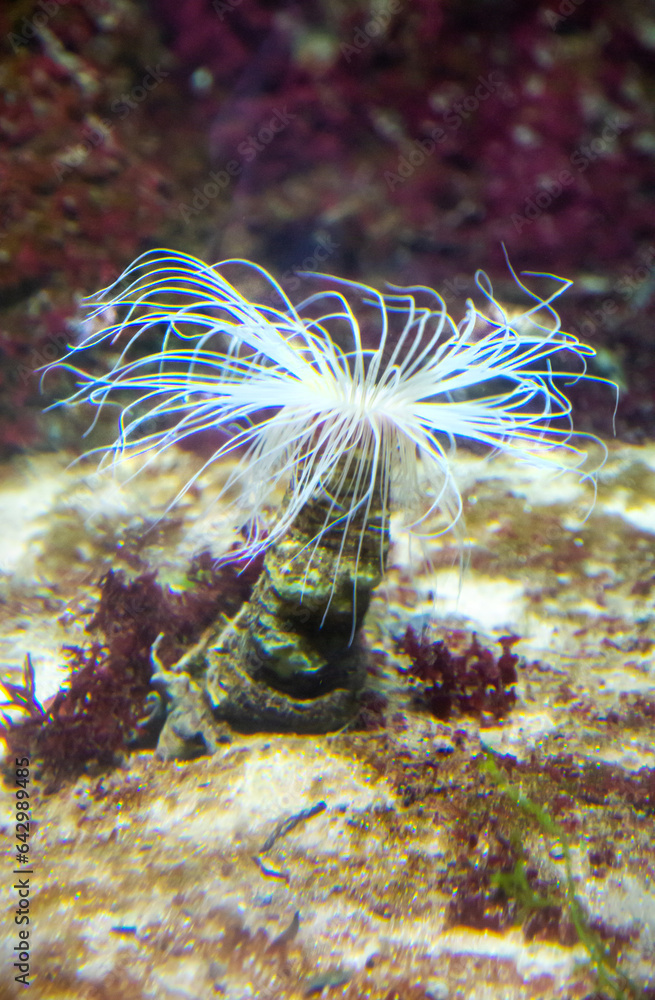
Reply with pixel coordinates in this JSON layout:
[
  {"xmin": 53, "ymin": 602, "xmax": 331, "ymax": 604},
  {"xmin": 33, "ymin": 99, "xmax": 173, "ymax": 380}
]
[
  {"xmin": 2, "ymin": 0, "xmax": 655, "ymax": 454},
  {"xmin": 2, "ymin": 3, "xmax": 655, "ymax": 996}
]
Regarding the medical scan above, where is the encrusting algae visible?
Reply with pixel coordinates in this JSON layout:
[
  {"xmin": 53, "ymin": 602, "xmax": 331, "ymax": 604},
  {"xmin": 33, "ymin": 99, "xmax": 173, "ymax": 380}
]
[{"xmin": 38, "ymin": 248, "xmax": 613, "ymax": 756}]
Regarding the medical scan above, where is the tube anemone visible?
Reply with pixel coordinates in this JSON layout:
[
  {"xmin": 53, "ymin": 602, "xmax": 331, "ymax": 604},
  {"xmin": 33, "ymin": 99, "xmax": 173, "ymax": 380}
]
[{"xmin": 47, "ymin": 249, "xmax": 612, "ymax": 748}]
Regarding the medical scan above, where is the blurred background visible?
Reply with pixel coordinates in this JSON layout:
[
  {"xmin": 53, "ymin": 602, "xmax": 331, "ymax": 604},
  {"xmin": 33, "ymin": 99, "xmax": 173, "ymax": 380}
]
[{"xmin": 1, "ymin": 0, "xmax": 654, "ymax": 456}]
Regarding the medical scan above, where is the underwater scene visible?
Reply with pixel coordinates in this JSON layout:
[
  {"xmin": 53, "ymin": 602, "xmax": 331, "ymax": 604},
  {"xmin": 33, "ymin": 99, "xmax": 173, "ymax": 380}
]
[{"xmin": 1, "ymin": 1, "xmax": 655, "ymax": 998}]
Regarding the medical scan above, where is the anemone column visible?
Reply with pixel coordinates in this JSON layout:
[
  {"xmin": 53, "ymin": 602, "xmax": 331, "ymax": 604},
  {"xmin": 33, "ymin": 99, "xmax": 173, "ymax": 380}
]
[{"xmin": 205, "ymin": 449, "xmax": 390, "ymax": 732}]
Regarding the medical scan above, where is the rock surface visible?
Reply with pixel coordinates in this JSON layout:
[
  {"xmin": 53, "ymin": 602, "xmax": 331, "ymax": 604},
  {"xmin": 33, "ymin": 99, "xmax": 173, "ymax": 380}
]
[{"xmin": 1, "ymin": 442, "xmax": 654, "ymax": 999}]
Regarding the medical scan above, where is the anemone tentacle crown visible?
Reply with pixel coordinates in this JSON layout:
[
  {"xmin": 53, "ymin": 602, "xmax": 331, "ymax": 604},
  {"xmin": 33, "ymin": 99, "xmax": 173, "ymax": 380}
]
[{"xmin": 50, "ymin": 249, "xmax": 611, "ymax": 752}]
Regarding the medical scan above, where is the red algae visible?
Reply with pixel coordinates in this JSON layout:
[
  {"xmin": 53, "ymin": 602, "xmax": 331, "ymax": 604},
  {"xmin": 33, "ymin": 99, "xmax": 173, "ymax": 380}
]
[
  {"xmin": 398, "ymin": 626, "xmax": 519, "ymax": 720},
  {"xmin": 1, "ymin": 550, "xmax": 262, "ymax": 783}
]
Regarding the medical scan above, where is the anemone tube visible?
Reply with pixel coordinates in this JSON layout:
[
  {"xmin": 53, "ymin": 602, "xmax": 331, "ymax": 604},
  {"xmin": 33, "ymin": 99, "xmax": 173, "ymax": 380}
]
[{"xmin": 201, "ymin": 443, "xmax": 390, "ymax": 735}]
